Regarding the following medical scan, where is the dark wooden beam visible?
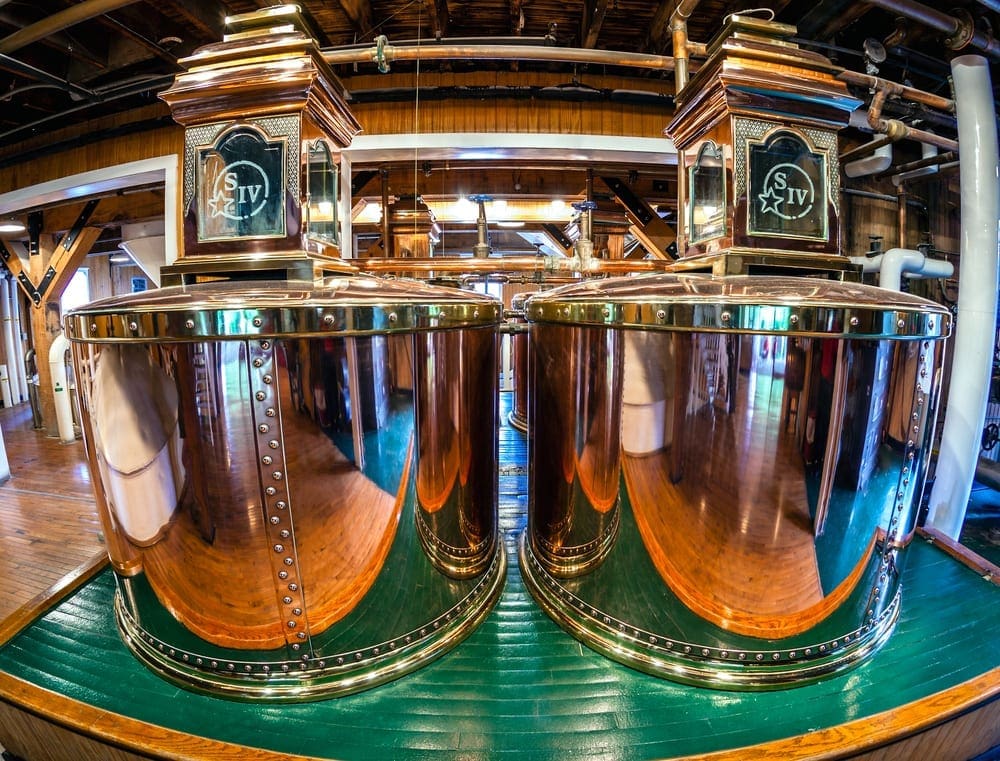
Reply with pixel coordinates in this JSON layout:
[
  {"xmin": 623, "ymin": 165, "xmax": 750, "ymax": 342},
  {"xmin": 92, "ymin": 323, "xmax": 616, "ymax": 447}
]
[
  {"xmin": 424, "ymin": 0, "xmax": 449, "ymax": 40},
  {"xmin": 581, "ymin": 0, "xmax": 611, "ymax": 50},
  {"xmin": 642, "ymin": 0, "xmax": 677, "ymax": 55},
  {"xmin": 510, "ymin": 0, "xmax": 525, "ymax": 36},
  {"xmin": 158, "ymin": 0, "xmax": 227, "ymax": 41},
  {"xmin": 338, "ymin": 0, "xmax": 374, "ymax": 37}
]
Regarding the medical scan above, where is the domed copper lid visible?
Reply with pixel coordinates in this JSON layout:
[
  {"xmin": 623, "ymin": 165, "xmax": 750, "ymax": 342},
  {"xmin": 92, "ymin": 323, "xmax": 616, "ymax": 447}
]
[
  {"xmin": 525, "ymin": 273, "xmax": 950, "ymax": 339},
  {"xmin": 67, "ymin": 276, "xmax": 501, "ymax": 342}
]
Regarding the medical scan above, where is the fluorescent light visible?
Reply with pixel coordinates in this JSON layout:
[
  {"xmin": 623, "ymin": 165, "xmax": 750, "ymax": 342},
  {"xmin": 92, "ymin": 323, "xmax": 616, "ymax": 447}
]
[
  {"xmin": 0, "ymin": 218, "xmax": 26, "ymax": 234},
  {"xmin": 109, "ymin": 254, "xmax": 132, "ymax": 264}
]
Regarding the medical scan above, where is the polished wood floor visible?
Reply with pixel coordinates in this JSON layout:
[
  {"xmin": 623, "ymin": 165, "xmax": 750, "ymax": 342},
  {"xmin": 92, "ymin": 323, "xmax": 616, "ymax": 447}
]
[{"xmin": 0, "ymin": 402, "xmax": 105, "ymax": 643}]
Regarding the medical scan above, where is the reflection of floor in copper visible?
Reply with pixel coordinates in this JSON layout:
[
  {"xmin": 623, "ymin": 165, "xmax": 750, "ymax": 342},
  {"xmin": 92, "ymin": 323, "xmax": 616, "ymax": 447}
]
[
  {"xmin": 141, "ymin": 371, "xmax": 407, "ymax": 650},
  {"xmin": 623, "ymin": 366, "xmax": 864, "ymax": 639}
]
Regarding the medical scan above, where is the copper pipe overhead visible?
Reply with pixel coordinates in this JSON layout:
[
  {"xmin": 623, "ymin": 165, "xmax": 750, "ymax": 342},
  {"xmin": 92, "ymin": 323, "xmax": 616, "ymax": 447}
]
[
  {"xmin": 0, "ymin": 0, "xmax": 141, "ymax": 54},
  {"xmin": 324, "ymin": 39, "xmax": 676, "ymax": 72},
  {"xmin": 357, "ymin": 256, "xmax": 670, "ymax": 274},
  {"xmin": 866, "ymin": 0, "xmax": 1000, "ymax": 60}
]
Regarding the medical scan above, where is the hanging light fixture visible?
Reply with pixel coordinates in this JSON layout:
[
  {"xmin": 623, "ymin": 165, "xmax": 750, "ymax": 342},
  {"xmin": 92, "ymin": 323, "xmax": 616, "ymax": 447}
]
[{"xmin": 0, "ymin": 218, "xmax": 26, "ymax": 234}]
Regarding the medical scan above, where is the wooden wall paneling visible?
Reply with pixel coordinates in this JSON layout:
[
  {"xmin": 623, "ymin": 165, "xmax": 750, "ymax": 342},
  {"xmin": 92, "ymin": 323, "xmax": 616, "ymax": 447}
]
[{"xmin": 0, "ymin": 126, "xmax": 182, "ymax": 199}]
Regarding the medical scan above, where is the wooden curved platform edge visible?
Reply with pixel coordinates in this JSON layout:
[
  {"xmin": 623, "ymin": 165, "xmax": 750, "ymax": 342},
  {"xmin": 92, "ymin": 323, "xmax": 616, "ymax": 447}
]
[
  {"xmin": 0, "ymin": 551, "xmax": 109, "ymax": 648},
  {"xmin": 0, "ymin": 664, "xmax": 997, "ymax": 761},
  {"xmin": 0, "ymin": 673, "xmax": 325, "ymax": 761},
  {"xmin": 917, "ymin": 526, "xmax": 1000, "ymax": 588},
  {"xmin": 683, "ymin": 666, "xmax": 1000, "ymax": 761}
]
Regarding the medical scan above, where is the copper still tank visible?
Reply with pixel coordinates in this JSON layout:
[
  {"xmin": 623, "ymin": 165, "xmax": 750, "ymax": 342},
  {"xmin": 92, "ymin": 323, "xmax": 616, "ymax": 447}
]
[
  {"xmin": 66, "ymin": 276, "xmax": 505, "ymax": 700},
  {"xmin": 519, "ymin": 273, "xmax": 950, "ymax": 688}
]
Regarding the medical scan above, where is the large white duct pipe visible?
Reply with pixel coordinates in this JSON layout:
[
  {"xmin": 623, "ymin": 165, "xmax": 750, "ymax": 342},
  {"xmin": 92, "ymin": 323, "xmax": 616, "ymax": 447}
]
[
  {"xmin": 0, "ymin": 277, "xmax": 16, "ymax": 408},
  {"xmin": 849, "ymin": 247, "xmax": 954, "ymax": 291},
  {"xmin": 48, "ymin": 331, "xmax": 75, "ymax": 443},
  {"xmin": 926, "ymin": 56, "xmax": 1000, "ymax": 540},
  {"xmin": 844, "ymin": 140, "xmax": 893, "ymax": 178}
]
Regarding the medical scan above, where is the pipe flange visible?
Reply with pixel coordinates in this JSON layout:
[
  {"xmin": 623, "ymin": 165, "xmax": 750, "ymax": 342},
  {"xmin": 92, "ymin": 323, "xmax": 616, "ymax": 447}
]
[{"xmin": 944, "ymin": 8, "xmax": 975, "ymax": 51}]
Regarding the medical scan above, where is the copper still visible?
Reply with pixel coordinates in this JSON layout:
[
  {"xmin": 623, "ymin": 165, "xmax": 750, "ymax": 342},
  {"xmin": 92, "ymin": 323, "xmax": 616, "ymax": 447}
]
[
  {"xmin": 520, "ymin": 274, "xmax": 950, "ymax": 687},
  {"xmin": 66, "ymin": 277, "xmax": 504, "ymax": 700}
]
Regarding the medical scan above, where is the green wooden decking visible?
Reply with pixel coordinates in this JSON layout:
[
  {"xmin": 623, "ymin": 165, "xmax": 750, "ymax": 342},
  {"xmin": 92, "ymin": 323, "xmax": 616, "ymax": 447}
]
[{"xmin": 0, "ymin": 400, "xmax": 998, "ymax": 760}]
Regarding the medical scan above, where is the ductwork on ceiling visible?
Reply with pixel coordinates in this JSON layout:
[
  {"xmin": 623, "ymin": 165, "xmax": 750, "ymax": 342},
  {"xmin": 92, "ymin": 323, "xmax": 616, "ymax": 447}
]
[{"xmin": 118, "ymin": 220, "xmax": 165, "ymax": 287}]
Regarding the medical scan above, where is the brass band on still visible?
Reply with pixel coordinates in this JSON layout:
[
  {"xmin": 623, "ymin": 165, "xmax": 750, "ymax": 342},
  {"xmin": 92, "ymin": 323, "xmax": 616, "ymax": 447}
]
[
  {"xmin": 65, "ymin": 277, "xmax": 505, "ymax": 701},
  {"xmin": 520, "ymin": 273, "xmax": 951, "ymax": 688}
]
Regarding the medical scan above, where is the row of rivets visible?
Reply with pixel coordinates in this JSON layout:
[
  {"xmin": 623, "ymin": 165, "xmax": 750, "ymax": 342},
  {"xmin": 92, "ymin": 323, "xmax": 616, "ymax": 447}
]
[
  {"xmin": 248, "ymin": 338, "xmax": 311, "ymax": 652},
  {"xmin": 529, "ymin": 544, "xmax": 897, "ymax": 666}
]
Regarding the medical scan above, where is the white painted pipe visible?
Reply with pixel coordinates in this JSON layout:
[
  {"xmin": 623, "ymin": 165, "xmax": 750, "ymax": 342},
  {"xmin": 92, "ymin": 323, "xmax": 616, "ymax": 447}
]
[
  {"xmin": 926, "ymin": 56, "xmax": 1000, "ymax": 540},
  {"xmin": 0, "ymin": 278, "xmax": 17, "ymax": 407},
  {"xmin": 48, "ymin": 331, "xmax": 75, "ymax": 443},
  {"xmin": 849, "ymin": 247, "xmax": 954, "ymax": 291},
  {"xmin": 9, "ymin": 283, "xmax": 26, "ymax": 403},
  {"xmin": 0, "ymin": 365, "xmax": 11, "ymax": 410},
  {"xmin": 844, "ymin": 140, "xmax": 893, "ymax": 178}
]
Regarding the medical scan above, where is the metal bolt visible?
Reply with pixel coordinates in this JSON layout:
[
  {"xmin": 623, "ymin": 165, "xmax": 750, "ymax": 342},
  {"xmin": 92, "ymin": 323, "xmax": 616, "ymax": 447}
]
[
  {"xmin": 388, "ymin": 312, "xmax": 398, "ymax": 323},
  {"xmin": 260, "ymin": 340, "xmax": 270, "ymax": 350},
  {"xmin": 265, "ymin": 486, "xmax": 276, "ymax": 496},
  {"xmin": 259, "ymin": 424, "xmax": 270, "ymax": 434},
  {"xmin": 323, "ymin": 314, "xmax": 335, "ymax": 326},
  {"xmin": 263, "ymin": 374, "xmax": 273, "ymax": 384},
  {"xmin": 656, "ymin": 309, "xmax": 666, "ymax": 320},
  {"xmin": 270, "ymin": 516, "xmax": 280, "ymax": 525},
  {"xmin": 262, "ymin": 456, "xmax": 273, "ymax": 465},
  {"xmin": 283, "ymin": 557, "xmax": 294, "ymax": 566},
  {"xmin": 265, "ymin": 408, "xmax": 276, "ymax": 417},
  {"xmin": 269, "ymin": 440, "xmax": 279, "ymax": 449},
  {"xmin": 129, "ymin": 321, "xmax": 138, "ymax": 332},
  {"xmin": 288, "ymin": 583, "xmax": 298, "ymax": 591},
  {"xmin": 789, "ymin": 314, "xmax": 799, "ymax": 325},
  {"xmin": 272, "ymin": 471, "xmax": 283, "ymax": 481},
  {"xmin": 283, "ymin": 596, "xmax": 292, "ymax": 604},
  {"xmin": 278, "ymin": 570, "xmax": 288, "ymax": 579},
  {"xmin": 253, "ymin": 358, "xmax": 263, "ymax": 368},
  {"xmin": 287, "ymin": 620, "xmax": 297, "ymax": 629},
  {"xmin": 280, "ymin": 529, "xmax": 290, "ymax": 539},
  {"xmin": 276, "ymin": 501, "xmax": 287, "ymax": 510},
  {"xmin": 253, "ymin": 317, "xmax": 263, "ymax": 328},
  {"xmin": 274, "ymin": 544, "xmax": 284, "ymax": 553},
  {"xmin": 255, "ymin": 392, "xmax": 266, "ymax": 401},
  {"xmin": 185, "ymin": 319, "xmax": 195, "ymax": 329},
  {"xmin": 850, "ymin": 316, "xmax": 860, "ymax": 327}
]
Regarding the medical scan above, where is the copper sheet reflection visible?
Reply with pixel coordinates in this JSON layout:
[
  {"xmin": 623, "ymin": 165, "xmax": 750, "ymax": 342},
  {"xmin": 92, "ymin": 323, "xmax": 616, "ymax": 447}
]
[
  {"xmin": 623, "ymin": 338, "xmax": 872, "ymax": 639},
  {"xmin": 134, "ymin": 340, "xmax": 407, "ymax": 650}
]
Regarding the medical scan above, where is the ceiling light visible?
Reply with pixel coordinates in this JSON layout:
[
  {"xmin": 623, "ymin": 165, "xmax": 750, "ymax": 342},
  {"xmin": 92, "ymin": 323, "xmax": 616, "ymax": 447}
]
[
  {"xmin": 108, "ymin": 254, "xmax": 132, "ymax": 264},
  {"xmin": 0, "ymin": 218, "xmax": 26, "ymax": 234}
]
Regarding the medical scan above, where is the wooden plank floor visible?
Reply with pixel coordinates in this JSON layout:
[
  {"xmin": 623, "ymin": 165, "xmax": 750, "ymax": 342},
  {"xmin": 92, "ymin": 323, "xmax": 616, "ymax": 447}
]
[{"xmin": 0, "ymin": 402, "xmax": 105, "ymax": 631}]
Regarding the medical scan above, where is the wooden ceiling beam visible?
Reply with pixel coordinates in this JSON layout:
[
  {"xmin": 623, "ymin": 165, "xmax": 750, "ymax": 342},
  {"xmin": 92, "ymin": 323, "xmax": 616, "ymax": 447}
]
[
  {"xmin": 159, "ymin": 0, "xmax": 227, "ymax": 41},
  {"xmin": 581, "ymin": 0, "xmax": 611, "ymax": 49},
  {"xmin": 642, "ymin": 0, "xmax": 678, "ymax": 55},
  {"xmin": 510, "ymin": 0, "xmax": 525, "ymax": 36},
  {"xmin": 425, "ymin": 0, "xmax": 449, "ymax": 40},
  {"xmin": 337, "ymin": 0, "xmax": 375, "ymax": 38}
]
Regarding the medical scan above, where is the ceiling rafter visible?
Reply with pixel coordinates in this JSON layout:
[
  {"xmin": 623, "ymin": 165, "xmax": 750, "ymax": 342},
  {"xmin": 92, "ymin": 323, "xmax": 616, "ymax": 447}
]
[
  {"xmin": 642, "ymin": 0, "xmax": 677, "ymax": 54},
  {"xmin": 510, "ymin": 0, "xmax": 525, "ymax": 35},
  {"xmin": 581, "ymin": 0, "xmax": 611, "ymax": 49},
  {"xmin": 158, "ymin": 0, "xmax": 228, "ymax": 41},
  {"xmin": 425, "ymin": 0, "xmax": 449, "ymax": 40},
  {"xmin": 337, "ymin": 0, "xmax": 375, "ymax": 38}
]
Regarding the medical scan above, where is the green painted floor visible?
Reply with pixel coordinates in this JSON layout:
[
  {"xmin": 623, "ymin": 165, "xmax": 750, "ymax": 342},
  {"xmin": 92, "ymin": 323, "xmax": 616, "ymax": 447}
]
[
  {"xmin": 964, "ymin": 482, "xmax": 1000, "ymax": 568},
  {"xmin": 0, "ymin": 397, "xmax": 999, "ymax": 760}
]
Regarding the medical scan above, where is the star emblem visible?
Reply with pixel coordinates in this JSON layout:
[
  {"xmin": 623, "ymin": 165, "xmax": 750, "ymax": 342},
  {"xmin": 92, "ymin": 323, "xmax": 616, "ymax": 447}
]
[
  {"xmin": 207, "ymin": 188, "xmax": 231, "ymax": 218},
  {"xmin": 757, "ymin": 186, "xmax": 784, "ymax": 215}
]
